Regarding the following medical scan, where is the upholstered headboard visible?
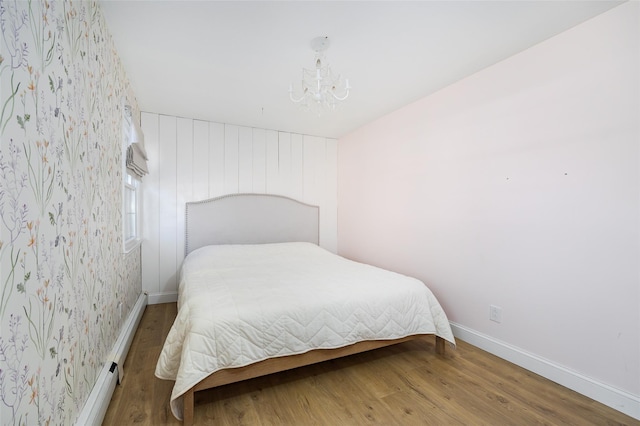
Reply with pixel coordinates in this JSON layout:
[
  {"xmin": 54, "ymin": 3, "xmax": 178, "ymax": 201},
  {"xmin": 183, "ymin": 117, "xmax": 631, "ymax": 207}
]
[{"xmin": 185, "ymin": 193, "xmax": 319, "ymax": 255}]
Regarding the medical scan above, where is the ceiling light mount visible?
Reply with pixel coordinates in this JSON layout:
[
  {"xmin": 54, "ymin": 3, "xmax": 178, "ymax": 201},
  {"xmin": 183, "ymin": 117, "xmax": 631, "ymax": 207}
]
[
  {"xmin": 310, "ymin": 36, "xmax": 330, "ymax": 52},
  {"xmin": 289, "ymin": 36, "xmax": 350, "ymax": 115}
]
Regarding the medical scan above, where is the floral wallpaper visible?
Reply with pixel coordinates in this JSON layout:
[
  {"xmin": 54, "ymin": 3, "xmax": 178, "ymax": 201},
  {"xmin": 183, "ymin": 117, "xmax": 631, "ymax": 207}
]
[{"xmin": 0, "ymin": 1, "xmax": 142, "ymax": 424}]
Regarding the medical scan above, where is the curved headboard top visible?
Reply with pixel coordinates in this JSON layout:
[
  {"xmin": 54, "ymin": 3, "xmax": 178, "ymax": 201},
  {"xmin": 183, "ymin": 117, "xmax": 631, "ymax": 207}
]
[{"xmin": 185, "ymin": 193, "xmax": 319, "ymax": 255}]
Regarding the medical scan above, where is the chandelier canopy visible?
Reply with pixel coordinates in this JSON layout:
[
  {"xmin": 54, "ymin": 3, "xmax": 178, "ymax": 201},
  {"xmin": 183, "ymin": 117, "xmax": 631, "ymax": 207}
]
[{"xmin": 289, "ymin": 37, "xmax": 351, "ymax": 114}]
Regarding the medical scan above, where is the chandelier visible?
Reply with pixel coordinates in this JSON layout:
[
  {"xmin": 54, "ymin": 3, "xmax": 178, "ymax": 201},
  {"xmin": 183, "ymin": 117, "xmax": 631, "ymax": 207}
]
[{"xmin": 289, "ymin": 37, "xmax": 351, "ymax": 114}]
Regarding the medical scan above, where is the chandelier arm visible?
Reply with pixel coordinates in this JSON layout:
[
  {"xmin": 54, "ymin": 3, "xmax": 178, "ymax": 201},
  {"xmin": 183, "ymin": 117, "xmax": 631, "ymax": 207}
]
[
  {"xmin": 289, "ymin": 91, "xmax": 307, "ymax": 103},
  {"xmin": 329, "ymin": 90, "xmax": 350, "ymax": 101},
  {"xmin": 289, "ymin": 82, "xmax": 308, "ymax": 103}
]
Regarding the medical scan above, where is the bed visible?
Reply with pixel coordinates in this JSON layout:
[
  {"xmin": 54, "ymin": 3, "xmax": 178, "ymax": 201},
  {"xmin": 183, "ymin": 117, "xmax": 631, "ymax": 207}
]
[{"xmin": 155, "ymin": 193, "xmax": 455, "ymax": 425}]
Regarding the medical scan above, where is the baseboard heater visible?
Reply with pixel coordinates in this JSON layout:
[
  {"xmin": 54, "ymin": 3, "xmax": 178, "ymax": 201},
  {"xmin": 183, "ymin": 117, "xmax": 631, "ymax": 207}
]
[{"xmin": 75, "ymin": 292, "xmax": 147, "ymax": 425}]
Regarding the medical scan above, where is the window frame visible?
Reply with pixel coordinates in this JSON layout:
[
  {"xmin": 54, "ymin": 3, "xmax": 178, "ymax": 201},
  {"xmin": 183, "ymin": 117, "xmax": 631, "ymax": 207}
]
[{"xmin": 122, "ymin": 105, "xmax": 142, "ymax": 254}]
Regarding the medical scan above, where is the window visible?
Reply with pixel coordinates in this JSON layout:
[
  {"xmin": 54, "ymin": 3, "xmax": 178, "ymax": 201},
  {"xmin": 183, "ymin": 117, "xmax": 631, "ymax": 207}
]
[
  {"xmin": 123, "ymin": 172, "xmax": 140, "ymax": 252},
  {"xmin": 122, "ymin": 105, "xmax": 143, "ymax": 253}
]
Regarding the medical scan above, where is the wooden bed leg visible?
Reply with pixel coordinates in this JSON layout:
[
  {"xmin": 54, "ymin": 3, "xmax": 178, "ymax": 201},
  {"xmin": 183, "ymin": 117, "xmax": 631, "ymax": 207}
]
[
  {"xmin": 183, "ymin": 388, "xmax": 194, "ymax": 426},
  {"xmin": 435, "ymin": 335, "xmax": 445, "ymax": 355}
]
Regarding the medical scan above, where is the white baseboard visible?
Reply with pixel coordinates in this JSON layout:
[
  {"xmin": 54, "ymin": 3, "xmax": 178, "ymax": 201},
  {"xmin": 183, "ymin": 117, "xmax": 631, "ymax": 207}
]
[
  {"xmin": 450, "ymin": 322, "xmax": 640, "ymax": 421},
  {"xmin": 75, "ymin": 293, "xmax": 148, "ymax": 425},
  {"xmin": 147, "ymin": 291, "xmax": 178, "ymax": 304},
  {"xmin": 110, "ymin": 293, "xmax": 147, "ymax": 382},
  {"xmin": 75, "ymin": 362, "xmax": 118, "ymax": 426}
]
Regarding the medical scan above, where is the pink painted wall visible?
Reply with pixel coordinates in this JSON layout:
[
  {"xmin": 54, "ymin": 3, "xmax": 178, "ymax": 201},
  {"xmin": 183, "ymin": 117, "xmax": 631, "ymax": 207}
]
[{"xmin": 338, "ymin": 1, "xmax": 639, "ymax": 398}]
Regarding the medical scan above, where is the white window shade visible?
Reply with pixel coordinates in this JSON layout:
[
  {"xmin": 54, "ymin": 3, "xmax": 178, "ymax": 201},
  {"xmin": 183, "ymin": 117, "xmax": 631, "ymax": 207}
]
[{"xmin": 126, "ymin": 111, "xmax": 148, "ymax": 178}]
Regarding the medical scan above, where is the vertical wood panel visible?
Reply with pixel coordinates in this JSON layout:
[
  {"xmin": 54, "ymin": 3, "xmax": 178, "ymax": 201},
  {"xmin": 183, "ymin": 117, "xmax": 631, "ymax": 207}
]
[
  {"xmin": 238, "ymin": 126, "xmax": 253, "ymax": 193},
  {"xmin": 252, "ymin": 128, "xmax": 266, "ymax": 193},
  {"xmin": 193, "ymin": 120, "xmax": 210, "ymax": 201},
  {"xmin": 141, "ymin": 112, "xmax": 160, "ymax": 294},
  {"xmin": 278, "ymin": 132, "xmax": 292, "ymax": 197},
  {"xmin": 291, "ymin": 133, "xmax": 304, "ymax": 200},
  {"xmin": 303, "ymin": 135, "xmax": 326, "ymax": 206},
  {"xmin": 176, "ymin": 118, "xmax": 194, "ymax": 269},
  {"xmin": 224, "ymin": 125, "xmax": 239, "ymax": 194},
  {"xmin": 266, "ymin": 130, "xmax": 279, "ymax": 193},
  {"xmin": 158, "ymin": 115, "xmax": 178, "ymax": 293},
  {"xmin": 324, "ymin": 138, "xmax": 338, "ymax": 252},
  {"xmin": 209, "ymin": 122, "xmax": 225, "ymax": 198}
]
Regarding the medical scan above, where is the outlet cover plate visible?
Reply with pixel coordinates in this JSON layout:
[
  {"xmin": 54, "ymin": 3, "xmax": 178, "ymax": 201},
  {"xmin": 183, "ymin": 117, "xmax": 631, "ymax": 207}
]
[{"xmin": 490, "ymin": 305, "xmax": 502, "ymax": 323}]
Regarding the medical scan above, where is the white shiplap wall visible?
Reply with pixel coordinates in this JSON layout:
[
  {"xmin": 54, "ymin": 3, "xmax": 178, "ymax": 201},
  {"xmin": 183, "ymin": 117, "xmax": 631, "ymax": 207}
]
[{"xmin": 140, "ymin": 112, "xmax": 337, "ymax": 302}]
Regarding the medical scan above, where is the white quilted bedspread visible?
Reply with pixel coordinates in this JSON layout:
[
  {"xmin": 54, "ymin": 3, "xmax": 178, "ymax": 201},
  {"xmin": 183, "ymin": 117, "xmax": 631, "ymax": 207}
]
[{"xmin": 155, "ymin": 242, "xmax": 455, "ymax": 420}]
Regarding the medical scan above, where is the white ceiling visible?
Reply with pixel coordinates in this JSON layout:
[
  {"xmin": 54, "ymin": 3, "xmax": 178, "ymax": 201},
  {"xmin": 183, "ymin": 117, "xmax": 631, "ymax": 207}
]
[{"xmin": 101, "ymin": 1, "xmax": 622, "ymax": 139}]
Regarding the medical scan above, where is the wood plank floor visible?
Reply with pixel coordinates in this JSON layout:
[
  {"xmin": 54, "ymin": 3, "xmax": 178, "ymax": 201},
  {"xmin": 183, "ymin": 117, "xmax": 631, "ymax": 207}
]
[{"xmin": 104, "ymin": 303, "xmax": 638, "ymax": 425}]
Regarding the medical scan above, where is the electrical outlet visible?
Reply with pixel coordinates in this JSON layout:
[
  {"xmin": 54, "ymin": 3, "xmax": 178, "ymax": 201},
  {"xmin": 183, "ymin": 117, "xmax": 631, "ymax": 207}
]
[{"xmin": 490, "ymin": 305, "xmax": 502, "ymax": 323}]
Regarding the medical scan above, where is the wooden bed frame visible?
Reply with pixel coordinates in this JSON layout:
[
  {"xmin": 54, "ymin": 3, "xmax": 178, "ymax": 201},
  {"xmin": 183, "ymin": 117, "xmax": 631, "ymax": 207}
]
[
  {"xmin": 182, "ymin": 335, "xmax": 445, "ymax": 425},
  {"xmin": 180, "ymin": 193, "xmax": 446, "ymax": 425}
]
